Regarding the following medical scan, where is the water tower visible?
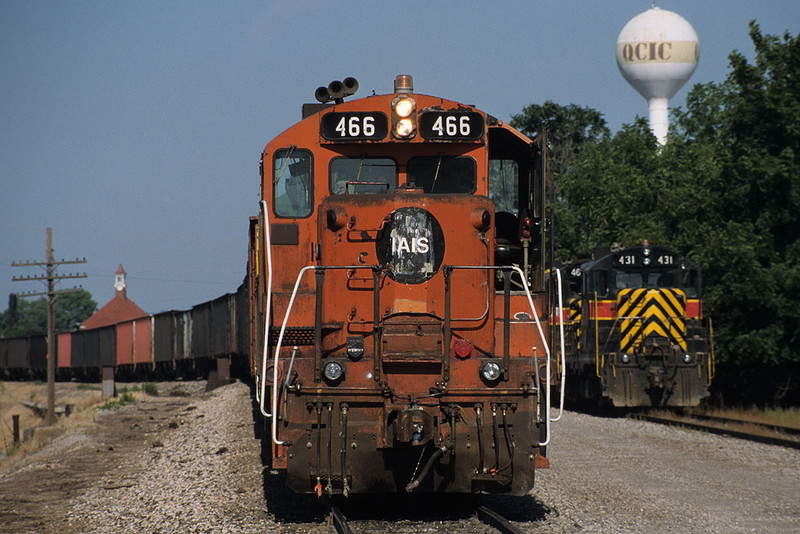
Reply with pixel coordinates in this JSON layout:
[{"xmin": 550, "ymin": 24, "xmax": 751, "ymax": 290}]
[{"xmin": 616, "ymin": 6, "xmax": 699, "ymax": 144}]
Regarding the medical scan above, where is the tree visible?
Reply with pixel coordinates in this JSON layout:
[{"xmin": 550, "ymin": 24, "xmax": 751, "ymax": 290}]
[
  {"xmin": 510, "ymin": 100, "xmax": 609, "ymax": 178},
  {"xmin": 0, "ymin": 290, "xmax": 97, "ymax": 337},
  {"xmin": 555, "ymin": 118, "xmax": 665, "ymax": 257},
  {"xmin": 509, "ymin": 101, "xmax": 611, "ymax": 257},
  {"xmin": 531, "ymin": 22, "xmax": 800, "ymax": 405},
  {"xmin": 674, "ymin": 22, "xmax": 800, "ymax": 405}
]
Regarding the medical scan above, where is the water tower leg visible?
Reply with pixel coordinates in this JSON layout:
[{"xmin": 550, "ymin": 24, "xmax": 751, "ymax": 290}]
[{"xmin": 648, "ymin": 97, "xmax": 670, "ymax": 145}]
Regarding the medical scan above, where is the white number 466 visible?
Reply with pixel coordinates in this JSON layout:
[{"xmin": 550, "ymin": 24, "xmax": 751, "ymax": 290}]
[
  {"xmin": 335, "ymin": 115, "xmax": 375, "ymax": 137},
  {"xmin": 432, "ymin": 115, "xmax": 470, "ymax": 136}
]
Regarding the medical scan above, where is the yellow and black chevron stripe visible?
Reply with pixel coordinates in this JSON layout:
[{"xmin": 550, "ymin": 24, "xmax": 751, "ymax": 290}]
[
  {"xmin": 618, "ymin": 288, "xmax": 686, "ymax": 353},
  {"xmin": 569, "ymin": 297, "xmax": 582, "ymax": 351}
]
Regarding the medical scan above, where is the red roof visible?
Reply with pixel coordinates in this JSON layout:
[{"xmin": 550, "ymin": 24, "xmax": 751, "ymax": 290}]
[
  {"xmin": 81, "ymin": 264, "xmax": 147, "ymax": 329},
  {"xmin": 81, "ymin": 291, "xmax": 148, "ymax": 329}
]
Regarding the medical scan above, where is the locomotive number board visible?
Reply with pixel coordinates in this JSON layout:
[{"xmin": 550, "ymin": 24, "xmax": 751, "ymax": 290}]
[
  {"xmin": 419, "ymin": 111, "xmax": 484, "ymax": 141},
  {"xmin": 615, "ymin": 252, "xmax": 676, "ymax": 266},
  {"xmin": 321, "ymin": 112, "xmax": 389, "ymax": 141}
]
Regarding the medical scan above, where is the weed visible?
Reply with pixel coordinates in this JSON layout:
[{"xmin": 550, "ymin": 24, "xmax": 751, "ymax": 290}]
[
  {"xmin": 142, "ymin": 383, "xmax": 159, "ymax": 396},
  {"xmin": 98, "ymin": 390, "xmax": 136, "ymax": 411}
]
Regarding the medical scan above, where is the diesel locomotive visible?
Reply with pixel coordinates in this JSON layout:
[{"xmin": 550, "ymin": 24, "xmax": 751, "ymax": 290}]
[
  {"xmin": 250, "ymin": 75, "xmax": 558, "ymax": 496},
  {"xmin": 560, "ymin": 242, "xmax": 714, "ymax": 408}
]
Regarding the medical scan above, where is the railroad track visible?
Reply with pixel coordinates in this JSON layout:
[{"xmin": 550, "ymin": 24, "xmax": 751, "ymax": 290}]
[
  {"xmin": 330, "ymin": 502, "xmax": 525, "ymax": 534},
  {"xmin": 635, "ymin": 412, "xmax": 800, "ymax": 450}
]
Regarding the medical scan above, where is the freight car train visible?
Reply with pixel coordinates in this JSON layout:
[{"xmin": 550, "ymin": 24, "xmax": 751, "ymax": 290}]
[
  {"xmin": 0, "ymin": 284, "xmax": 249, "ymax": 381},
  {"xmin": 249, "ymin": 75, "xmax": 558, "ymax": 497},
  {"xmin": 559, "ymin": 242, "xmax": 714, "ymax": 408}
]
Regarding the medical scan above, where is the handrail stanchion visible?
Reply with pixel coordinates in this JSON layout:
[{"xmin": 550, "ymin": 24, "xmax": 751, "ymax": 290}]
[
  {"xmin": 552, "ymin": 268, "xmax": 566, "ymax": 422},
  {"xmin": 258, "ymin": 200, "xmax": 274, "ymax": 417}
]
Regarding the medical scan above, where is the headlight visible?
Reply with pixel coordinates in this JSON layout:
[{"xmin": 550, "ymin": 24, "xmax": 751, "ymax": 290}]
[
  {"xmin": 621, "ymin": 353, "xmax": 630, "ymax": 363},
  {"xmin": 392, "ymin": 96, "xmax": 416, "ymax": 138},
  {"xmin": 395, "ymin": 118, "xmax": 414, "ymax": 137},
  {"xmin": 683, "ymin": 354, "xmax": 692, "ymax": 364},
  {"xmin": 323, "ymin": 361, "xmax": 344, "ymax": 383},
  {"xmin": 480, "ymin": 361, "xmax": 502, "ymax": 382},
  {"xmin": 394, "ymin": 98, "xmax": 414, "ymax": 118}
]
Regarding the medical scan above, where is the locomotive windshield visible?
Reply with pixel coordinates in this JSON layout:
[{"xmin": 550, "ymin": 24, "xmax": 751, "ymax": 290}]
[
  {"xmin": 406, "ymin": 155, "xmax": 476, "ymax": 193},
  {"xmin": 330, "ymin": 156, "xmax": 397, "ymax": 194},
  {"xmin": 585, "ymin": 264, "xmax": 701, "ymax": 298}
]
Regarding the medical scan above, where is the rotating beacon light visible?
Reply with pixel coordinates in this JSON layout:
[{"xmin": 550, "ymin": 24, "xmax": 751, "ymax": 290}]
[
  {"xmin": 616, "ymin": 7, "xmax": 698, "ymax": 145},
  {"xmin": 392, "ymin": 75, "xmax": 416, "ymax": 139}
]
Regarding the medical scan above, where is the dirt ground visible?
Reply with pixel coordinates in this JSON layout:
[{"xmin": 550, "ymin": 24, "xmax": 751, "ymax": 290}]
[
  {"xmin": 0, "ymin": 380, "xmax": 205, "ymax": 533},
  {"xmin": 0, "ymin": 381, "xmax": 105, "ymax": 465}
]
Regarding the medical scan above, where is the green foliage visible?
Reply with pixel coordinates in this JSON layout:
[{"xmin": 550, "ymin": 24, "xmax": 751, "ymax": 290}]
[
  {"xmin": 0, "ymin": 290, "xmax": 97, "ymax": 337},
  {"xmin": 509, "ymin": 100, "xmax": 611, "ymax": 258},
  {"xmin": 510, "ymin": 100, "xmax": 610, "ymax": 177},
  {"xmin": 532, "ymin": 23, "xmax": 800, "ymax": 405},
  {"xmin": 99, "ymin": 388, "xmax": 136, "ymax": 410},
  {"xmin": 141, "ymin": 383, "xmax": 159, "ymax": 396}
]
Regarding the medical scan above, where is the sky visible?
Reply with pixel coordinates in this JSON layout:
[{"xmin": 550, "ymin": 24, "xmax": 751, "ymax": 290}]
[{"xmin": 1, "ymin": 1, "xmax": 798, "ymax": 315}]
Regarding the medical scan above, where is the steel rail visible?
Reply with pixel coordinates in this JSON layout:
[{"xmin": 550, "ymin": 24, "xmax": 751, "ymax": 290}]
[
  {"xmin": 635, "ymin": 413, "xmax": 800, "ymax": 450},
  {"xmin": 330, "ymin": 505, "xmax": 354, "ymax": 534},
  {"xmin": 476, "ymin": 505, "xmax": 525, "ymax": 534}
]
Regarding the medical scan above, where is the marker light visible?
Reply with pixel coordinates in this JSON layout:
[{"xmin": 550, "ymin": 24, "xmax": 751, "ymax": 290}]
[
  {"xmin": 683, "ymin": 354, "xmax": 692, "ymax": 364},
  {"xmin": 621, "ymin": 354, "xmax": 630, "ymax": 363},
  {"xmin": 323, "ymin": 361, "xmax": 344, "ymax": 382},
  {"xmin": 480, "ymin": 361, "xmax": 502, "ymax": 382}
]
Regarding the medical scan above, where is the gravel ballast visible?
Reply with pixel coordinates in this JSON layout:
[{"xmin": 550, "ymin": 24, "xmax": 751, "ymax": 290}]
[{"xmin": 1, "ymin": 381, "xmax": 798, "ymax": 533}]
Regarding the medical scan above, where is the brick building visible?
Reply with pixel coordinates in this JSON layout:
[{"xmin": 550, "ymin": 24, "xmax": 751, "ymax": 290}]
[{"xmin": 81, "ymin": 264, "xmax": 148, "ymax": 329}]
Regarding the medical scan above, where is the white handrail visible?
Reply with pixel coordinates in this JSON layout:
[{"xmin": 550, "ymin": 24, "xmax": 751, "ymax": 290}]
[
  {"xmin": 507, "ymin": 266, "xmax": 552, "ymax": 447},
  {"xmin": 551, "ymin": 267, "xmax": 567, "ymax": 422},
  {"xmin": 258, "ymin": 200, "xmax": 273, "ymax": 417},
  {"xmin": 450, "ymin": 264, "xmax": 553, "ymax": 445},
  {"xmin": 269, "ymin": 264, "xmax": 377, "ymax": 445},
  {"xmin": 269, "ymin": 263, "xmax": 555, "ymax": 447}
]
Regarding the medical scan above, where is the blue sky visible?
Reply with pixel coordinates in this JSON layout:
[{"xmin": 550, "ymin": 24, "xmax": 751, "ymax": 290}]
[{"xmin": 1, "ymin": 1, "xmax": 798, "ymax": 314}]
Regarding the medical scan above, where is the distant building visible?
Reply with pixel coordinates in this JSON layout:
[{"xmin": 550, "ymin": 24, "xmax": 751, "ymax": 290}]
[{"xmin": 81, "ymin": 264, "xmax": 148, "ymax": 329}]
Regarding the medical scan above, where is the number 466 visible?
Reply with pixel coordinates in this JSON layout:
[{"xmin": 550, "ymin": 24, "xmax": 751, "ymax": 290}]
[
  {"xmin": 432, "ymin": 115, "xmax": 470, "ymax": 136},
  {"xmin": 335, "ymin": 115, "xmax": 375, "ymax": 137}
]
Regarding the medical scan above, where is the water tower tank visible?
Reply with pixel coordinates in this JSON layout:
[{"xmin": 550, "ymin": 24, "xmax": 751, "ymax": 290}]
[{"xmin": 616, "ymin": 6, "xmax": 699, "ymax": 144}]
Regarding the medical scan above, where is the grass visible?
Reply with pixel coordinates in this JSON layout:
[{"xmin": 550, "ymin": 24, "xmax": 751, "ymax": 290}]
[
  {"xmin": 141, "ymin": 383, "xmax": 159, "ymax": 396},
  {"xmin": 98, "ymin": 389, "xmax": 136, "ymax": 411},
  {"xmin": 692, "ymin": 406, "xmax": 800, "ymax": 429}
]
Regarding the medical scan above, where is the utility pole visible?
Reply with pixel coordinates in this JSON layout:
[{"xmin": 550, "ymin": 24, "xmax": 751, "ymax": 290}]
[{"xmin": 12, "ymin": 228, "xmax": 87, "ymax": 426}]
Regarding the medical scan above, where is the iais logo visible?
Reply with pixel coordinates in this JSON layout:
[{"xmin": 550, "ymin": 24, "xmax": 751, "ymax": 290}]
[{"xmin": 376, "ymin": 207, "xmax": 444, "ymax": 284}]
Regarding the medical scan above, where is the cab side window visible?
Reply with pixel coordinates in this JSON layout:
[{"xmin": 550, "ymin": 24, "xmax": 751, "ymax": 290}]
[
  {"xmin": 488, "ymin": 159, "xmax": 519, "ymax": 214},
  {"xmin": 274, "ymin": 148, "xmax": 313, "ymax": 218}
]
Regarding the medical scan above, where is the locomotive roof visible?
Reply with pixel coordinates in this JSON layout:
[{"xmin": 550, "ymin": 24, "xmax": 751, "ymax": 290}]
[
  {"xmin": 579, "ymin": 243, "xmax": 699, "ymax": 273},
  {"xmin": 263, "ymin": 77, "xmax": 534, "ymax": 151}
]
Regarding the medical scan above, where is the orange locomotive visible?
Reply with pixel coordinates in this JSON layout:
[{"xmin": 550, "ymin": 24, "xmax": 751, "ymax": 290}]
[{"xmin": 249, "ymin": 75, "xmax": 556, "ymax": 496}]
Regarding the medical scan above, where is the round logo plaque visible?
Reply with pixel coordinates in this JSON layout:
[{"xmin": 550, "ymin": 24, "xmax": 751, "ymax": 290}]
[{"xmin": 375, "ymin": 207, "xmax": 444, "ymax": 284}]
